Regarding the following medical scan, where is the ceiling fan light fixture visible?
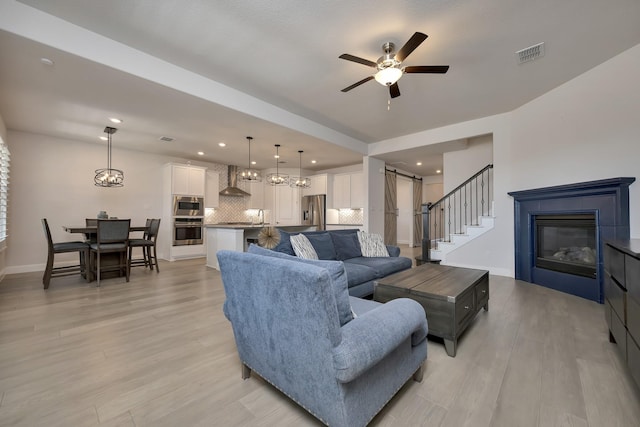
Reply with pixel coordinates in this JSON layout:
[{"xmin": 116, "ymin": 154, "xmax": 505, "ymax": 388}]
[{"xmin": 374, "ymin": 67, "xmax": 403, "ymax": 86}]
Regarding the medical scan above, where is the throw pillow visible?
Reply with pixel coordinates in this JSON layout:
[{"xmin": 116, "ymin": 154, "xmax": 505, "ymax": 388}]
[
  {"xmin": 305, "ymin": 233, "xmax": 337, "ymax": 260},
  {"xmin": 330, "ymin": 231, "xmax": 362, "ymax": 260},
  {"xmin": 290, "ymin": 234, "xmax": 319, "ymax": 260},
  {"xmin": 248, "ymin": 244, "xmax": 353, "ymax": 325},
  {"xmin": 357, "ymin": 231, "xmax": 389, "ymax": 257},
  {"xmin": 273, "ymin": 230, "xmax": 295, "ymax": 255}
]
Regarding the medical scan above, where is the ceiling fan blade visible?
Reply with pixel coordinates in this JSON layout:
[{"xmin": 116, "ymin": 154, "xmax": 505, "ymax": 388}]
[
  {"xmin": 404, "ymin": 65, "xmax": 450, "ymax": 74},
  {"xmin": 395, "ymin": 32, "xmax": 428, "ymax": 63},
  {"xmin": 389, "ymin": 82, "xmax": 401, "ymax": 98},
  {"xmin": 338, "ymin": 53, "xmax": 378, "ymax": 68},
  {"xmin": 341, "ymin": 75, "xmax": 375, "ymax": 92}
]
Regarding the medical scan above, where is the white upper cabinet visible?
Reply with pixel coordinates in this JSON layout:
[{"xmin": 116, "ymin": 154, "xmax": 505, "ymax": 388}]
[
  {"xmin": 331, "ymin": 172, "xmax": 363, "ymax": 209},
  {"xmin": 349, "ymin": 172, "xmax": 364, "ymax": 208},
  {"xmin": 247, "ymin": 180, "xmax": 265, "ymax": 209},
  {"xmin": 302, "ymin": 173, "xmax": 327, "ymax": 196},
  {"xmin": 205, "ymin": 170, "xmax": 220, "ymax": 208},
  {"xmin": 172, "ymin": 164, "xmax": 206, "ymax": 196}
]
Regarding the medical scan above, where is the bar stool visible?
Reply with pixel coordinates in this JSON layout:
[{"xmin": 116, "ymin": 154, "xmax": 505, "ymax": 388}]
[{"xmin": 41, "ymin": 218, "xmax": 91, "ymax": 289}]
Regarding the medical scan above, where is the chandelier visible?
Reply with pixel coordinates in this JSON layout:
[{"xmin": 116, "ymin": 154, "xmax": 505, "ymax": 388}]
[
  {"xmin": 266, "ymin": 144, "xmax": 289, "ymax": 186},
  {"xmin": 290, "ymin": 150, "xmax": 311, "ymax": 188},
  {"xmin": 238, "ymin": 136, "xmax": 262, "ymax": 182},
  {"xmin": 94, "ymin": 126, "xmax": 124, "ymax": 187}
]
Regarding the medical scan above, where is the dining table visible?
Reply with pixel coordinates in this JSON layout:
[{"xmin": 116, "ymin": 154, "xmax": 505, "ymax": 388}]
[
  {"xmin": 63, "ymin": 225, "xmax": 149, "ymax": 234},
  {"xmin": 63, "ymin": 224, "xmax": 150, "ymax": 281}
]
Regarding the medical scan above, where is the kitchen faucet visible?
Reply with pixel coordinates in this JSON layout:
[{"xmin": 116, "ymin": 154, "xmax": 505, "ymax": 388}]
[{"xmin": 253, "ymin": 209, "xmax": 264, "ymax": 225}]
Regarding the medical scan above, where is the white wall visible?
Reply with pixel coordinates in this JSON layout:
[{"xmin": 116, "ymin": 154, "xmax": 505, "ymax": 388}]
[
  {"xmin": 422, "ymin": 174, "xmax": 444, "ymax": 205},
  {"xmin": 443, "ymin": 134, "xmax": 493, "ymax": 193},
  {"xmin": 446, "ymin": 43, "xmax": 640, "ymax": 274},
  {"xmin": 370, "ymin": 43, "xmax": 640, "ymax": 276},
  {"xmin": 5, "ymin": 130, "xmax": 222, "ymax": 273}
]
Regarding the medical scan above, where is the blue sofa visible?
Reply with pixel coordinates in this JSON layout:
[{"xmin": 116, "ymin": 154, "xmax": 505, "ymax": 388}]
[
  {"xmin": 273, "ymin": 229, "xmax": 412, "ymax": 297},
  {"xmin": 217, "ymin": 249, "xmax": 428, "ymax": 427}
]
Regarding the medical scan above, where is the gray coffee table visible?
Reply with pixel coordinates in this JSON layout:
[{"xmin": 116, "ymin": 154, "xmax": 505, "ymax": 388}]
[{"xmin": 374, "ymin": 263, "xmax": 489, "ymax": 357}]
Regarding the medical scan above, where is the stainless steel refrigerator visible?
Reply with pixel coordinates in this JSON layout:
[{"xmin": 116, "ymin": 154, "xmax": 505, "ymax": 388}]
[{"xmin": 301, "ymin": 194, "xmax": 326, "ymax": 230}]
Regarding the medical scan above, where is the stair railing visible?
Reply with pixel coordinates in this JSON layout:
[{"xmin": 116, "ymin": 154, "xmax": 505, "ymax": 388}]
[{"xmin": 421, "ymin": 164, "xmax": 493, "ymax": 262}]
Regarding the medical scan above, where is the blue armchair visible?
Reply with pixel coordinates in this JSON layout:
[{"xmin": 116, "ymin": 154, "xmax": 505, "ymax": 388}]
[{"xmin": 217, "ymin": 250, "xmax": 428, "ymax": 426}]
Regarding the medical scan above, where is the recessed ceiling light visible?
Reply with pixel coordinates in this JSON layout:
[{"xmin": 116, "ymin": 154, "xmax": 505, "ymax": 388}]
[
  {"xmin": 436, "ymin": 169, "xmax": 442, "ymax": 174},
  {"xmin": 274, "ymin": 154, "xmax": 280, "ymax": 159},
  {"xmin": 311, "ymin": 160, "xmax": 317, "ymax": 164},
  {"xmin": 99, "ymin": 136, "xmax": 108, "ymax": 141},
  {"xmin": 416, "ymin": 162, "xmax": 422, "ymax": 166},
  {"xmin": 197, "ymin": 151, "xmax": 204, "ymax": 156},
  {"xmin": 251, "ymin": 161, "xmax": 256, "ymax": 165},
  {"xmin": 40, "ymin": 57, "xmax": 54, "ymax": 66},
  {"xmin": 218, "ymin": 142, "xmax": 226, "ymax": 147},
  {"xmin": 109, "ymin": 118, "xmax": 122, "ymax": 124}
]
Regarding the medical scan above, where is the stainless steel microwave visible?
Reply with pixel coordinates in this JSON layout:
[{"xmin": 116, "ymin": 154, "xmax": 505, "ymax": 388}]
[{"xmin": 173, "ymin": 196, "xmax": 204, "ymax": 216}]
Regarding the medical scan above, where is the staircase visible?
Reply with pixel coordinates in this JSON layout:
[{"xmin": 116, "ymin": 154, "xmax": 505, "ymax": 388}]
[
  {"xmin": 422, "ymin": 164, "xmax": 494, "ymax": 263},
  {"xmin": 429, "ymin": 215, "xmax": 494, "ymax": 262}
]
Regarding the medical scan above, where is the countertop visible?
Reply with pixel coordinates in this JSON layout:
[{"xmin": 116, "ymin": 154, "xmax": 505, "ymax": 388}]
[{"xmin": 205, "ymin": 224, "xmax": 315, "ymax": 230}]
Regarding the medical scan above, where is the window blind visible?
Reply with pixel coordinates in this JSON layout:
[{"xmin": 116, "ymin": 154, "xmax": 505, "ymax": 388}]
[{"xmin": 0, "ymin": 139, "xmax": 9, "ymax": 242}]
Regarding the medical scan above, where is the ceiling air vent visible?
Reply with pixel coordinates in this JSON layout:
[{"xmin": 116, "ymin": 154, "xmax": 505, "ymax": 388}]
[
  {"xmin": 159, "ymin": 136, "xmax": 174, "ymax": 142},
  {"xmin": 516, "ymin": 42, "xmax": 545, "ymax": 64}
]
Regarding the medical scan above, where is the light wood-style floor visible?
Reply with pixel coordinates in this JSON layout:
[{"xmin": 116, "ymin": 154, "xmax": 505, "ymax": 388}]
[{"xmin": 1, "ymin": 248, "xmax": 639, "ymax": 427}]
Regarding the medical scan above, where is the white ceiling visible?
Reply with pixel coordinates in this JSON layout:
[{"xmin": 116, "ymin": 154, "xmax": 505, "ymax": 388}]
[{"xmin": 1, "ymin": 0, "xmax": 639, "ymax": 176}]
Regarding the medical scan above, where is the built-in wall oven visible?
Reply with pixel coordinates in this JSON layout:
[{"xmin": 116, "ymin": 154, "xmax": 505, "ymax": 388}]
[
  {"xmin": 173, "ymin": 196, "xmax": 204, "ymax": 217},
  {"xmin": 173, "ymin": 217, "xmax": 203, "ymax": 246}
]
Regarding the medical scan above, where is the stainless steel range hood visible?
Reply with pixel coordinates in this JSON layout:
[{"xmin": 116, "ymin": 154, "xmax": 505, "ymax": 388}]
[{"xmin": 219, "ymin": 165, "xmax": 251, "ymax": 197}]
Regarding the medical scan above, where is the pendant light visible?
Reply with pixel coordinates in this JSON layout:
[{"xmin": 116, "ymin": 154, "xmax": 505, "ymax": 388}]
[
  {"xmin": 94, "ymin": 126, "xmax": 124, "ymax": 187},
  {"xmin": 290, "ymin": 150, "xmax": 311, "ymax": 188},
  {"xmin": 238, "ymin": 136, "xmax": 262, "ymax": 182},
  {"xmin": 266, "ymin": 144, "xmax": 289, "ymax": 186}
]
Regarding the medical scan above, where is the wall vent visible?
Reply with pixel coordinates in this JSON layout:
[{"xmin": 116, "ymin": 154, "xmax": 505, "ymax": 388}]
[
  {"xmin": 516, "ymin": 42, "xmax": 545, "ymax": 64},
  {"xmin": 159, "ymin": 136, "xmax": 174, "ymax": 142}
]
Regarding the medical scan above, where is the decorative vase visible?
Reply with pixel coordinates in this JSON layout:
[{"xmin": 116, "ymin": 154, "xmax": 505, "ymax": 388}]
[{"xmin": 97, "ymin": 211, "xmax": 108, "ymax": 219}]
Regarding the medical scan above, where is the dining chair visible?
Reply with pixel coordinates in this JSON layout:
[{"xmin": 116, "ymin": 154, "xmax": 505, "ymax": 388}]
[
  {"xmin": 89, "ymin": 219, "xmax": 131, "ymax": 287},
  {"xmin": 41, "ymin": 218, "xmax": 91, "ymax": 289},
  {"xmin": 84, "ymin": 218, "xmax": 98, "ymax": 243},
  {"xmin": 129, "ymin": 218, "xmax": 161, "ymax": 272}
]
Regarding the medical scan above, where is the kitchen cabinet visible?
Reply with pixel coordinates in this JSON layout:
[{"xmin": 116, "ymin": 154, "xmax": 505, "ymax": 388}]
[
  {"xmin": 332, "ymin": 172, "xmax": 363, "ymax": 209},
  {"xmin": 247, "ymin": 180, "xmax": 265, "ymax": 209},
  {"xmin": 350, "ymin": 172, "xmax": 364, "ymax": 208},
  {"xmin": 303, "ymin": 173, "xmax": 327, "ymax": 195},
  {"xmin": 171, "ymin": 164, "xmax": 206, "ymax": 196},
  {"xmin": 265, "ymin": 184, "xmax": 300, "ymax": 225},
  {"xmin": 205, "ymin": 171, "xmax": 220, "ymax": 208}
]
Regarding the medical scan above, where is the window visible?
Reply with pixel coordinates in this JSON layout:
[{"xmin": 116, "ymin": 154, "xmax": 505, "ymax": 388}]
[{"xmin": 0, "ymin": 137, "xmax": 9, "ymax": 243}]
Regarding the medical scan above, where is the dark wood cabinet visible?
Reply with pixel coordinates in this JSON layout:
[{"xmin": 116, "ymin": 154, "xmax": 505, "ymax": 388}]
[{"xmin": 605, "ymin": 240, "xmax": 640, "ymax": 388}]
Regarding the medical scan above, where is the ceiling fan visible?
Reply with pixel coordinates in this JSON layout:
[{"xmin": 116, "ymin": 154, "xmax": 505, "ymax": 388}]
[{"xmin": 339, "ymin": 32, "xmax": 449, "ymax": 99}]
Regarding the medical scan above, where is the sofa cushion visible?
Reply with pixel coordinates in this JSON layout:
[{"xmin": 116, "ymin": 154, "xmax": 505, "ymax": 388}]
[
  {"xmin": 305, "ymin": 232, "xmax": 337, "ymax": 260},
  {"xmin": 290, "ymin": 234, "xmax": 318, "ymax": 259},
  {"xmin": 331, "ymin": 231, "xmax": 362, "ymax": 260},
  {"xmin": 346, "ymin": 256, "xmax": 412, "ymax": 278},
  {"xmin": 248, "ymin": 244, "xmax": 353, "ymax": 325},
  {"xmin": 357, "ymin": 231, "xmax": 389, "ymax": 257},
  {"xmin": 342, "ymin": 262, "xmax": 378, "ymax": 287},
  {"xmin": 273, "ymin": 230, "xmax": 295, "ymax": 256}
]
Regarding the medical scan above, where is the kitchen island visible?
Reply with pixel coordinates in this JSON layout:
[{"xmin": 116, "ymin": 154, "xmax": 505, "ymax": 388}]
[{"xmin": 205, "ymin": 224, "xmax": 317, "ymax": 270}]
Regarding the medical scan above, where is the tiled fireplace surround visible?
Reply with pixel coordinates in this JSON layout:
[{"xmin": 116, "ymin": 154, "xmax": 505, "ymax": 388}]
[{"xmin": 509, "ymin": 178, "xmax": 635, "ymax": 303}]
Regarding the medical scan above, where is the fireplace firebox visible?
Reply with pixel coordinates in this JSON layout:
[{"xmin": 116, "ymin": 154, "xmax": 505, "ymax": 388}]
[{"xmin": 535, "ymin": 214, "xmax": 596, "ymax": 278}]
